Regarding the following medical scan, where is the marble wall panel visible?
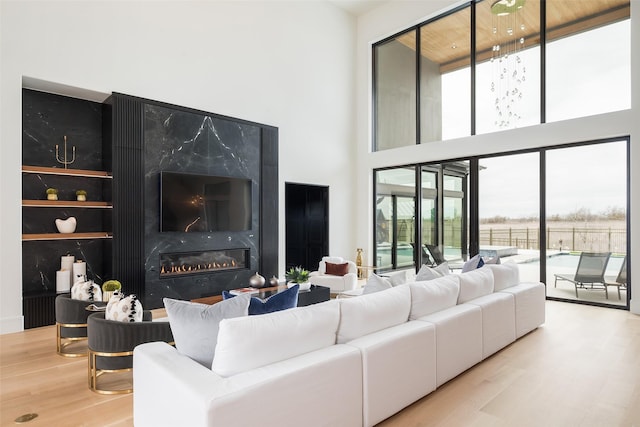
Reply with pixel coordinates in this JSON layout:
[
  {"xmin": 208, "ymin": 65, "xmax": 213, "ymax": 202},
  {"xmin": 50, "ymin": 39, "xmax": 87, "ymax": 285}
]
[
  {"xmin": 143, "ymin": 104, "xmax": 262, "ymax": 307},
  {"xmin": 22, "ymin": 89, "xmax": 103, "ymax": 170}
]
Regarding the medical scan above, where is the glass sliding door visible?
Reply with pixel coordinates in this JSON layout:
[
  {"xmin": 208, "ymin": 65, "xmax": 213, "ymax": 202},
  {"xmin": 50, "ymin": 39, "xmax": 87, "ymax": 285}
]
[
  {"xmin": 413, "ymin": 162, "xmax": 470, "ymax": 268},
  {"xmin": 545, "ymin": 140, "xmax": 628, "ymax": 306},
  {"xmin": 478, "ymin": 152, "xmax": 540, "ymax": 282},
  {"xmin": 375, "ymin": 168, "xmax": 417, "ymax": 271},
  {"xmin": 443, "ymin": 175, "xmax": 464, "ymax": 262},
  {"xmin": 420, "ymin": 168, "xmax": 437, "ymax": 259}
]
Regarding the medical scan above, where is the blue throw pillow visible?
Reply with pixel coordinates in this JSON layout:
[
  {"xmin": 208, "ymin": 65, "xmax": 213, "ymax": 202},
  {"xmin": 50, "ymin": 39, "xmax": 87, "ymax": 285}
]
[{"xmin": 223, "ymin": 284, "xmax": 299, "ymax": 315}]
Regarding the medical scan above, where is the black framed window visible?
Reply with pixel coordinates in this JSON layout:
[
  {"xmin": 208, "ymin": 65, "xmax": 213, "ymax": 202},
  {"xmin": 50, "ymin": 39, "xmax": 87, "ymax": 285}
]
[{"xmin": 372, "ymin": 0, "xmax": 630, "ymax": 150}]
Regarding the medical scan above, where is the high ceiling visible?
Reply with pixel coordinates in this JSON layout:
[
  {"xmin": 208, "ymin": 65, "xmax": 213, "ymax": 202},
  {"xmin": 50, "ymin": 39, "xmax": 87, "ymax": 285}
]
[
  {"xmin": 328, "ymin": 0, "xmax": 388, "ymax": 16},
  {"xmin": 394, "ymin": 0, "xmax": 630, "ymax": 73}
]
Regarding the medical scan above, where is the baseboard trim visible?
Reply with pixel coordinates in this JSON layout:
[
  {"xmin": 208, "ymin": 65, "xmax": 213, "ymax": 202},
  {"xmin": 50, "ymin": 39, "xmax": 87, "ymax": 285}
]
[{"xmin": 1, "ymin": 316, "xmax": 24, "ymax": 334}]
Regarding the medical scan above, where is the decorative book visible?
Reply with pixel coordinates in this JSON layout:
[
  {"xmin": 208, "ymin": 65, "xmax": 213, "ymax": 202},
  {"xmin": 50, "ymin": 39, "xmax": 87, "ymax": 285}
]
[{"xmin": 229, "ymin": 287, "xmax": 260, "ymax": 296}]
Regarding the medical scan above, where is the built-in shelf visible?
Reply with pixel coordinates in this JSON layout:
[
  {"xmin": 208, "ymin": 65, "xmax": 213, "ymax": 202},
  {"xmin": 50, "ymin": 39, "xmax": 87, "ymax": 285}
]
[
  {"xmin": 22, "ymin": 165, "xmax": 112, "ymax": 179},
  {"xmin": 22, "ymin": 232, "xmax": 113, "ymax": 241},
  {"xmin": 22, "ymin": 200, "xmax": 112, "ymax": 208}
]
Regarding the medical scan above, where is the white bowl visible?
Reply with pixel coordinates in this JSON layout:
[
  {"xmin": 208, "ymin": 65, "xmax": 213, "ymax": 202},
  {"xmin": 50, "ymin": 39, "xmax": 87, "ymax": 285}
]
[
  {"xmin": 55, "ymin": 217, "xmax": 77, "ymax": 234},
  {"xmin": 288, "ymin": 281, "xmax": 312, "ymax": 291}
]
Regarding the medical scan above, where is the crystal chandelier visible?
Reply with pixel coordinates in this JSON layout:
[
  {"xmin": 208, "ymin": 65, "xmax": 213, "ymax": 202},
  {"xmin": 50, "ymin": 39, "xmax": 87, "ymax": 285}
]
[{"xmin": 490, "ymin": 0, "xmax": 526, "ymax": 128}]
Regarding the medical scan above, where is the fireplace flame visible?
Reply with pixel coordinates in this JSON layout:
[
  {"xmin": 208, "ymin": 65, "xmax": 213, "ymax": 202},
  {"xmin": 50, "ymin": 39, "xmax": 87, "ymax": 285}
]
[{"xmin": 159, "ymin": 250, "xmax": 246, "ymax": 278}]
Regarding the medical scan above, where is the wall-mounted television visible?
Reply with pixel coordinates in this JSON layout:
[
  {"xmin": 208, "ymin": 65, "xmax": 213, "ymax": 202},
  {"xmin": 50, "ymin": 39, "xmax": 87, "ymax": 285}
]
[{"xmin": 160, "ymin": 171, "xmax": 252, "ymax": 232}]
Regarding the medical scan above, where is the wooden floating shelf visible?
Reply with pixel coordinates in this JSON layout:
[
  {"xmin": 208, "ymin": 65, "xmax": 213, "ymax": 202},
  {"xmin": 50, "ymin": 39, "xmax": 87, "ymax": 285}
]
[
  {"xmin": 22, "ymin": 200, "xmax": 112, "ymax": 208},
  {"xmin": 22, "ymin": 165, "xmax": 112, "ymax": 179},
  {"xmin": 22, "ymin": 232, "xmax": 113, "ymax": 241}
]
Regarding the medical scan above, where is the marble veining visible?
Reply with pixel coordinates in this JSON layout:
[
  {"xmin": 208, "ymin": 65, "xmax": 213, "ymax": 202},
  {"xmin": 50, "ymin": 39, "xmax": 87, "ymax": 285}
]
[{"xmin": 143, "ymin": 104, "xmax": 262, "ymax": 307}]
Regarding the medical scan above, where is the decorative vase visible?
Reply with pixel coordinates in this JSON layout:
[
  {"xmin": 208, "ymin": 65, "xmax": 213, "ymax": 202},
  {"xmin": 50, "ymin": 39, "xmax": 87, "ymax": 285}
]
[
  {"xmin": 55, "ymin": 217, "xmax": 77, "ymax": 234},
  {"xmin": 269, "ymin": 275, "xmax": 279, "ymax": 287},
  {"xmin": 102, "ymin": 291, "xmax": 114, "ymax": 302},
  {"xmin": 288, "ymin": 281, "xmax": 311, "ymax": 291},
  {"xmin": 356, "ymin": 248, "xmax": 364, "ymax": 278},
  {"xmin": 249, "ymin": 272, "xmax": 266, "ymax": 288}
]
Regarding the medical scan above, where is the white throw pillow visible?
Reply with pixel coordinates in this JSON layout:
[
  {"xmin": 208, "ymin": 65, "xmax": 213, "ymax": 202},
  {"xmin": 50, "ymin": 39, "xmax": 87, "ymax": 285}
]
[
  {"xmin": 363, "ymin": 273, "xmax": 392, "ymax": 295},
  {"xmin": 458, "ymin": 267, "xmax": 495, "ymax": 304},
  {"xmin": 213, "ymin": 300, "xmax": 340, "ymax": 377},
  {"xmin": 483, "ymin": 256, "xmax": 501, "ymax": 265},
  {"xmin": 384, "ymin": 269, "xmax": 412, "ymax": 286},
  {"xmin": 164, "ymin": 295, "xmax": 250, "ymax": 368},
  {"xmin": 105, "ymin": 291, "xmax": 143, "ymax": 322},
  {"xmin": 461, "ymin": 254, "xmax": 484, "ymax": 273},
  {"xmin": 70, "ymin": 279, "xmax": 102, "ymax": 302},
  {"xmin": 337, "ymin": 285, "xmax": 411, "ymax": 344},
  {"xmin": 415, "ymin": 262, "xmax": 450, "ymax": 281},
  {"xmin": 486, "ymin": 262, "xmax": 520, "ymax": 291},
  {"xmin": 409, "ymin": 275, "xmax": 461, "ymax": 319}
]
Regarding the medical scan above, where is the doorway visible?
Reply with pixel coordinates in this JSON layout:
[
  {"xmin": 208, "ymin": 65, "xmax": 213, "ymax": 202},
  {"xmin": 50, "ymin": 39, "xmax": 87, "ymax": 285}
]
[{"xmin": 285, "ymin": 183, "xmax": 329, "ymax": 272}]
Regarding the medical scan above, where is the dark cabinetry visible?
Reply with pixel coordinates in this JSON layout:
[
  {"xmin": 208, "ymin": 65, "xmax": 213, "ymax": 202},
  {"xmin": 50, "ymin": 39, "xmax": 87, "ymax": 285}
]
[{"xmin": 22, "ymin": 89, "xmax": 112, "ymax": 328}]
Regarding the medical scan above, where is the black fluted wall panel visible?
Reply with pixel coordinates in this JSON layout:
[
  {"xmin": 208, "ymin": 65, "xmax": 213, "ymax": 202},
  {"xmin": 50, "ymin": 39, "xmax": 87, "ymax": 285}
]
[
  {"xmin": 110, "ymin": 95, "xmax": 145, "ymax": 299},
  {"xmin": 260, "ymin": 127, "xmax": 279, "ymax": 279}
]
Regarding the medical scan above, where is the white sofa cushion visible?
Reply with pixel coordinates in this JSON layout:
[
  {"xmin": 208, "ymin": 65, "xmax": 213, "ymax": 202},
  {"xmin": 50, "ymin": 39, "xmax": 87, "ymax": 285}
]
[
  {"xmin": 465, "ymin": 292, "xmax": 516, "ymax": 358},
  {"xmin": 486, "ymin": 262, "xmax": 520, "ymax": 291},
  {"xmin": 337, "ymin": 285, "xmax": 411, "ymax": 344},
  {"xmin": 457, "ymin": 267, "xmax": 495, "ymax": 304},
  {"xmin": 212, "ymin": 300, "xmax": 340, "ymax": 377},
  {"xmin": 346, "ymin": 321, "xmax": 436, "ymax": 426},
  {"xmin": 417, "ymin": 304, "xmax": 483, "ymax": 387},
  {"xmin": 499, "ymin": 282, "xmax": 546, "ymax": 338},
  {"xmin": 163, "ymin": 295, "xmax": 250, "ymax": 368},
  {"xmin": 409, "ymin": 275, "xmax": 460, "ymax": 320}
]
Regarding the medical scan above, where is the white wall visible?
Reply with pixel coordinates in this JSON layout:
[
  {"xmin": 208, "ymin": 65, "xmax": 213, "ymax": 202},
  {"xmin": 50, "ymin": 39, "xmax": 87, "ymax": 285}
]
[
  {"xmin": 0, "ymin": 0, "xmax": 358, "ymax": 333},
  {"xmin": 355, "ymin": 0, "xmax": 640, "ymax": 314}
]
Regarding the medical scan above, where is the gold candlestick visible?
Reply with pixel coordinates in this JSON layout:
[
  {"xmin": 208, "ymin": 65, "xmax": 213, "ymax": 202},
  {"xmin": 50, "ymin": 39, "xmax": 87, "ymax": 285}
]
[{"xmin": 55, "ymin": 135, "xmax": 76, "ymax": 169}]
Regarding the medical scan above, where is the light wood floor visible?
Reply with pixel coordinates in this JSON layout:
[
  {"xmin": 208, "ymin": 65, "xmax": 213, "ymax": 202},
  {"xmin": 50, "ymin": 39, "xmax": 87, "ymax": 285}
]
[{"xmin": 2, "ymin": 301, "xmax": 639, "ymax": 426}]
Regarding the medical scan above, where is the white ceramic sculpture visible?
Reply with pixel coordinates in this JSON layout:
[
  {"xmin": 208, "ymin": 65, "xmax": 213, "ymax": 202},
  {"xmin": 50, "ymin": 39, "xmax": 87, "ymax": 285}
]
[{"xmin": 55, "ymin": 217, "xmax": 77, "ymax": 234}]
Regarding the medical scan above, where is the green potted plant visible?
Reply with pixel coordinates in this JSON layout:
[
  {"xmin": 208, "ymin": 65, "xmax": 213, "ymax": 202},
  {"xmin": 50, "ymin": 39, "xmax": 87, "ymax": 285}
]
[
  {"xmin": 75, "ymin": 189, "xmax": 87, "ymax": 202},
  {"xmin": 102, "ymin": 279, "xmax": 122, "ymax": 302},
  {"xmin": 285, "ymin": 266, "xmax": 311, "ymax": 291},
  {"xmin": 46, "ymin": 187, "xmax": 58, "ymax": 201}
]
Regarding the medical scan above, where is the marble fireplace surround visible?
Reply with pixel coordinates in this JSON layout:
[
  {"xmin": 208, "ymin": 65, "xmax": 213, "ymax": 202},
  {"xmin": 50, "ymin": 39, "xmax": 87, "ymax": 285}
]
[{"xmin": 109, "ymin": 94, "xmax": 278, "ymax": 309}]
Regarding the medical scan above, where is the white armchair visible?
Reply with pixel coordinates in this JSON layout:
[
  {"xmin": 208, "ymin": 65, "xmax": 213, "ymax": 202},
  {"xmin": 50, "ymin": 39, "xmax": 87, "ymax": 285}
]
[{"xmin": 309, "ymin": 256, "xmax": 358, "ymax": 293}]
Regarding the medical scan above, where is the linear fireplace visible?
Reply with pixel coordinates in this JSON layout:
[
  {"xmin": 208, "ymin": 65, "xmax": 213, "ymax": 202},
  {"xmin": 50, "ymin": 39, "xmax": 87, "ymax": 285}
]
[{"xmin": 159, "ymin": 248, "xmax": 249, "ymax": 278}]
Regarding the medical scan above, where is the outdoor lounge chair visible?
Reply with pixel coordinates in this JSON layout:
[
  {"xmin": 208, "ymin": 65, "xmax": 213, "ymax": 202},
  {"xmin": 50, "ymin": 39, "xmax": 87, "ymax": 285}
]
[
  {"xmin": 554, "ymin": 252, "xmax": 611, "ymax": 299},
  {"xmin": 605, "ymin": 256, "xmax": 627, "ymax": 300},
  {"xmin": 426, "ymin": 244, "xmax": 447, "ymax": 266}
]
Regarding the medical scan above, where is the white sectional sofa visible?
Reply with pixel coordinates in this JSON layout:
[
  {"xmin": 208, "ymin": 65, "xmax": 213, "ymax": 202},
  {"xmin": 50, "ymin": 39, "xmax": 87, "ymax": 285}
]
[{"xmin": 134, "ymin": 263, "xmax": 545, "ymax": 427}]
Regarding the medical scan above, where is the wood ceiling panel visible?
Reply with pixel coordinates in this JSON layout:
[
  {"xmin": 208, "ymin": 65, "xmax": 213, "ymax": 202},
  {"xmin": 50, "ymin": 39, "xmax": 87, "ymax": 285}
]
[{"xmin": 391, "ymin": 0, "xmax": 629, "ymax": 73}]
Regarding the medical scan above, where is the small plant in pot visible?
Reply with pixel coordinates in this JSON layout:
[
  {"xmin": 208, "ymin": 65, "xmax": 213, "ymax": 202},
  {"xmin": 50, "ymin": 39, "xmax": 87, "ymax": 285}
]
[
  {"xmin": 102, "ymin": 279, "xmax": 122, "ymax": 302},
  {"xmin": 75, "ymin": 189, "xmax": 87, "ymax": 202},
  {"xmin": 46, "ymin": 188, "xmax": 58, "ymax": 201},
  {"xmin": 285, "ymin": 266, "xmax": 311, "ymax": 291}
]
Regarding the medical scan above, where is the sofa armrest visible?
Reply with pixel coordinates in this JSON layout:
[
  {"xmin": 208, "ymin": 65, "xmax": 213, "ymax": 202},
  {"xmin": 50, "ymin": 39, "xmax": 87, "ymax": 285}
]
[
  {"xmin": 134, "ymin": 342, "xmax": 224, "ymax": 427},
  {"xmin": 309, "ymin": 273, "xmax": 357, "ymax": 292},
  {"xmin": 135, "ymin": 341, "xmax": 364, "ymax": 427}
]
